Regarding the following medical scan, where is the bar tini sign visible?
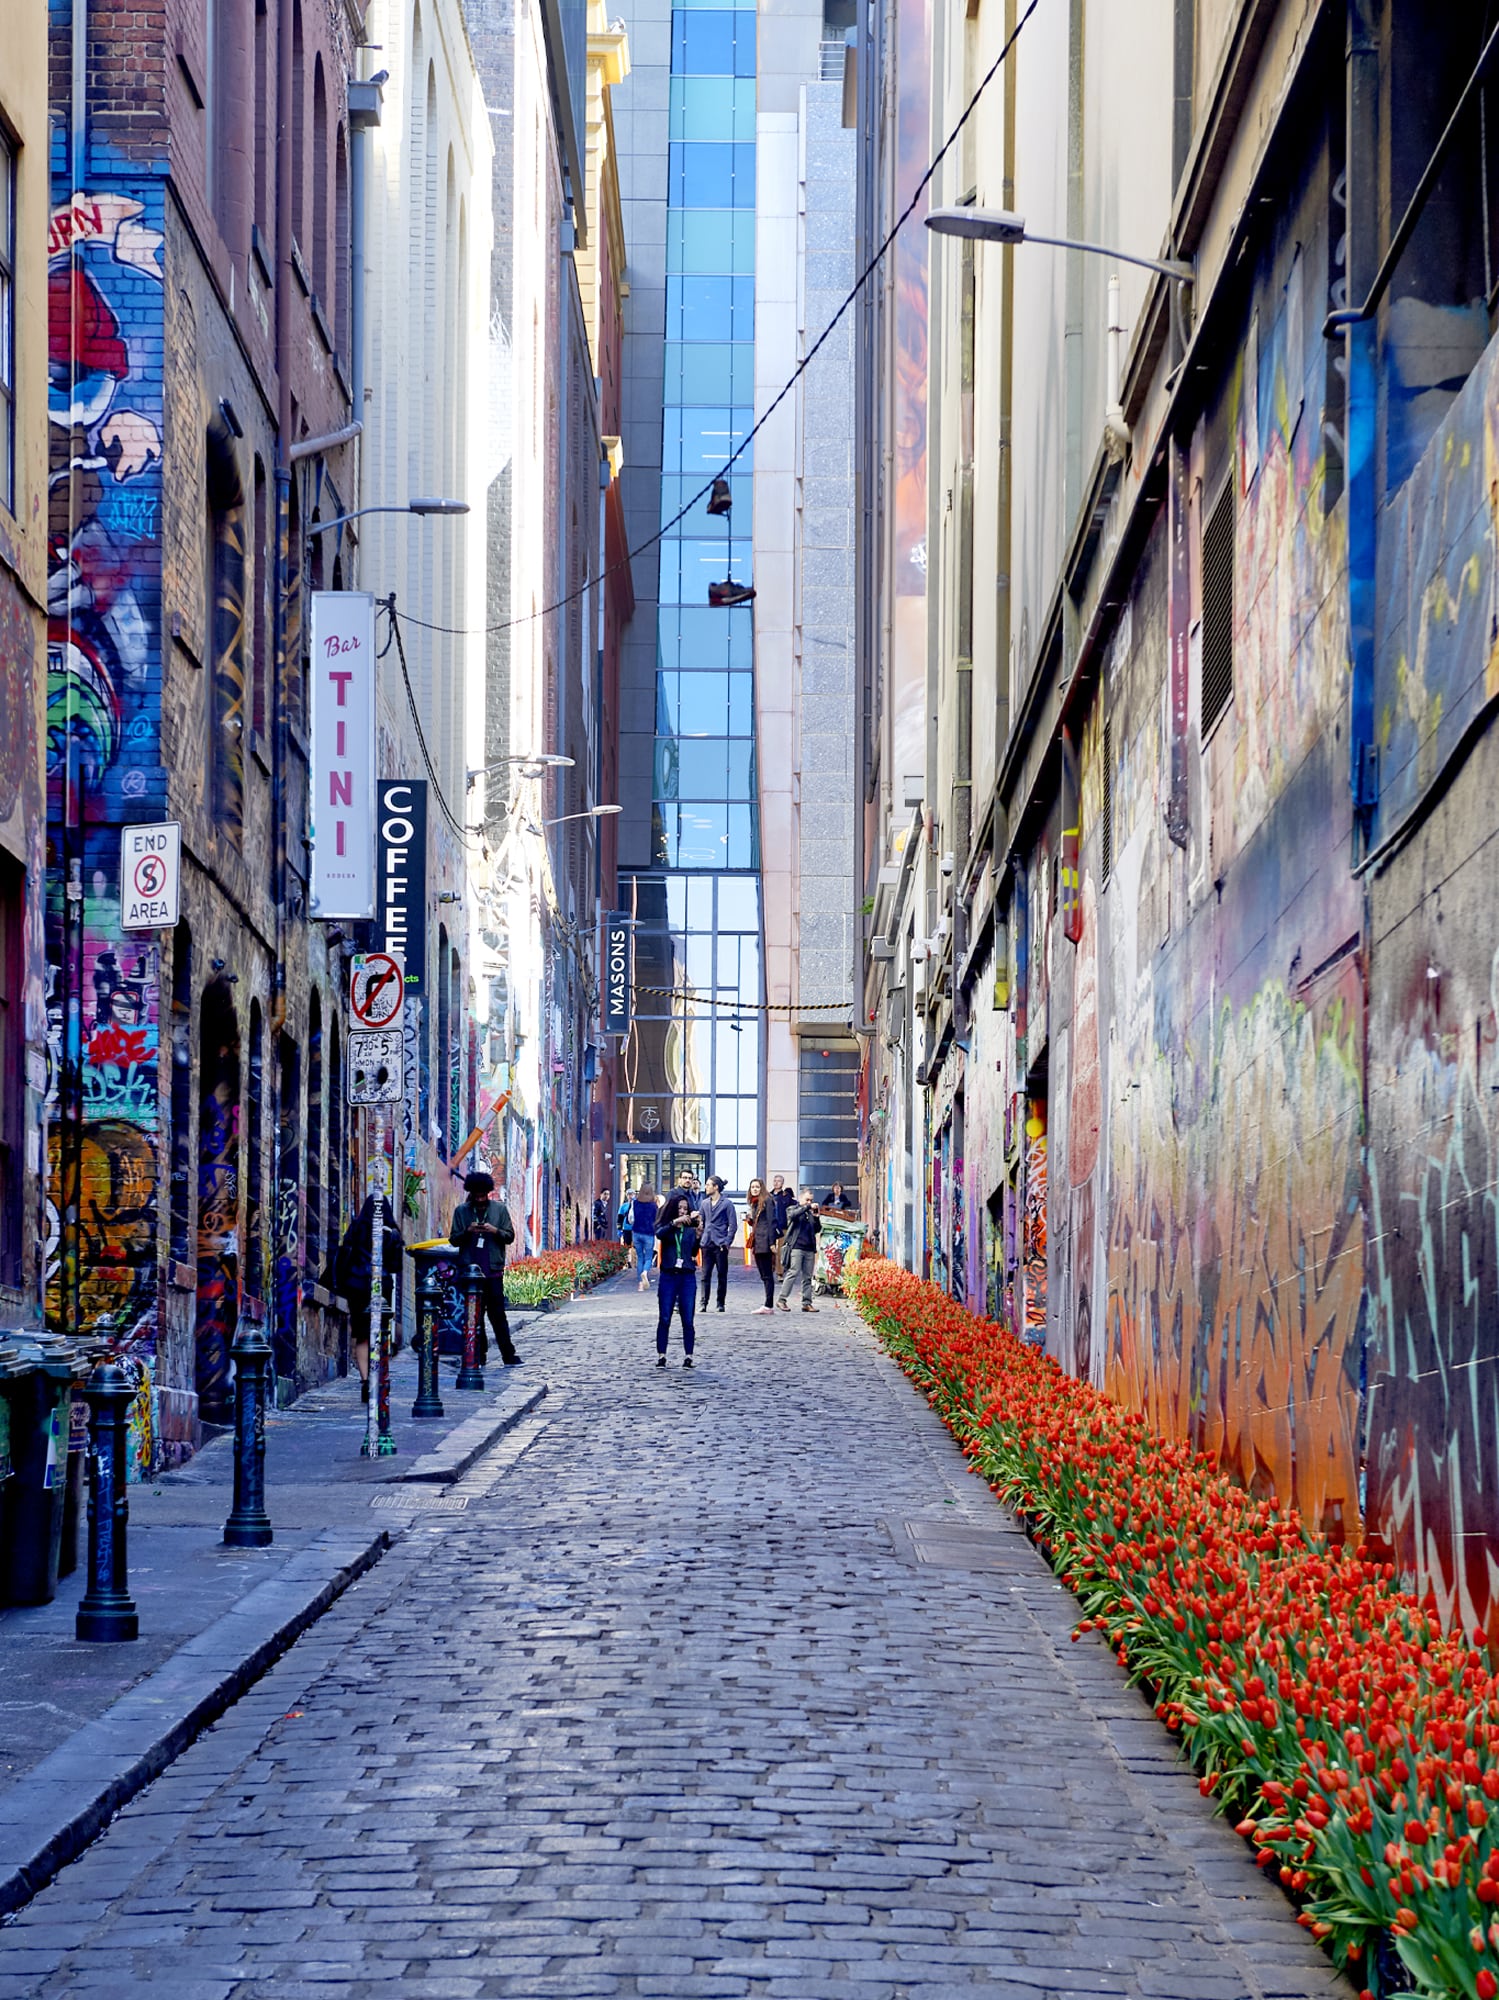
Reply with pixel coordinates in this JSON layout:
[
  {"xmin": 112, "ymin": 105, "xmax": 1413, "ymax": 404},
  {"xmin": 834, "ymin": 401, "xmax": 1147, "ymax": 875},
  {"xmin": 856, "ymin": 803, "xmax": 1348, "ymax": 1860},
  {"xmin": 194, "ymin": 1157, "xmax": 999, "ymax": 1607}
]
[{"xmin": 310, "ymin": 591, "xmax": 377, "ymax": 918}]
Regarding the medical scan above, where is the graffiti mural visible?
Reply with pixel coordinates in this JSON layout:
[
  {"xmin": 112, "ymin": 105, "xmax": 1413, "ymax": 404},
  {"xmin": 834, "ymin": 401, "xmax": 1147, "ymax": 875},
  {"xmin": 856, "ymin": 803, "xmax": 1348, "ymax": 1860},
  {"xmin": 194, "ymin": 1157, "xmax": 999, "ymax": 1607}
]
[
  {"xmin": 1105, "ymin": 974, "xmax": 1364, "ymax": 1535},
  {"xmin": 1022, "ymin": 1100, "xmax": 1047, "ymax": 1344},
  {"xmin": 1365, "ymin": 947, "xmax": 1499, "ymax": 1645},
  {"xmin": 195, "ymin": 987, "xmax": 240, "ymax": 1424},
  {"xmin": 45, "ymin": 181, "xmax": 166, "ymax": 1466}
]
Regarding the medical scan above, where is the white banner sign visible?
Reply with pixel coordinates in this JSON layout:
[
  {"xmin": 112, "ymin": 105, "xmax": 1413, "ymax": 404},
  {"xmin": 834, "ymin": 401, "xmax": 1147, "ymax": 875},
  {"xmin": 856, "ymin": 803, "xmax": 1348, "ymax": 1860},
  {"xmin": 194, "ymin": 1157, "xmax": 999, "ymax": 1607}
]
[{"xmin": 310, "ymin": 591, "xmax": 377, "ymax": 918}]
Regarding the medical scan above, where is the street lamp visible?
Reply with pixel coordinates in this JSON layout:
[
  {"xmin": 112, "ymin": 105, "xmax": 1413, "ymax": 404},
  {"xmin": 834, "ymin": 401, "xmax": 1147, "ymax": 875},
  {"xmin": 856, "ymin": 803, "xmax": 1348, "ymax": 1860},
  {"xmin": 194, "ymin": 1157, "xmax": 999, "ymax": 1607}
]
[
  {"xmin": 924, "ymin": 208, "xmax": 1193, "ymax": 283},
  {"xmin": 466, "ymin": 754, "xmax": 575, "ymax": 789},
  {"xmin": 306, "ymin": 497, "xmax": 470, "ymax": 539},
  {"xmin": 523, "ymin": 805, "xmax": 622, "ymax": 834}
]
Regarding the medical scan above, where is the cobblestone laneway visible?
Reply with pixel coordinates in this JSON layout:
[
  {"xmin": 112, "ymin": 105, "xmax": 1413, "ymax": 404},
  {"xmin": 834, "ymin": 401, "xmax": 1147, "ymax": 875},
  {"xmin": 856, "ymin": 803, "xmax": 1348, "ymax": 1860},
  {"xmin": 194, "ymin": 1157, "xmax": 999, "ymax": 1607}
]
[{"xmin": 0, "ymin": 1269, "xmax": 1347, "ymax": 1999}]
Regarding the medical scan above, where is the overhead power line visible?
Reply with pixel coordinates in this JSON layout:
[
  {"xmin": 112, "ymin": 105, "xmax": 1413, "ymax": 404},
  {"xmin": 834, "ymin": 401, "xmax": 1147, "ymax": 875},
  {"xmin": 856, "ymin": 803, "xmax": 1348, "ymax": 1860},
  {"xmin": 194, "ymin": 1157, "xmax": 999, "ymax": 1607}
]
[{"xmin": 398, "ymin": 0, "xmax": 1045, "ymax": 643}]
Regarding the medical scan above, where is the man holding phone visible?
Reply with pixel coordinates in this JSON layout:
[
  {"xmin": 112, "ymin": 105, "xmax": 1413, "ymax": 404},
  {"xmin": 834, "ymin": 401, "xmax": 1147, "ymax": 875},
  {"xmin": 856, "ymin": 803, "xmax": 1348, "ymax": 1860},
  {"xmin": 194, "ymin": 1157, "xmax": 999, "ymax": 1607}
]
[
  {"xmin": 654, "ymin": 1170, "xmax": 702, "ymax": 1367},
  {"xmin": 775, "ymin": 1187, "xmax": 822, "ymax": 1313}
]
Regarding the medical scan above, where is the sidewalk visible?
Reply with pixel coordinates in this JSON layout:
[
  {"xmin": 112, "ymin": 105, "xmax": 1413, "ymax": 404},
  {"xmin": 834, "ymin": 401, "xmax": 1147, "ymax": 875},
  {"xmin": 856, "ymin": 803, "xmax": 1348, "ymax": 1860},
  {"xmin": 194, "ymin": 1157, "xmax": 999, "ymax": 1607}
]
[{"xmin": 0, "ymin": 1325, "xmax": 548, "ymax": 1913}]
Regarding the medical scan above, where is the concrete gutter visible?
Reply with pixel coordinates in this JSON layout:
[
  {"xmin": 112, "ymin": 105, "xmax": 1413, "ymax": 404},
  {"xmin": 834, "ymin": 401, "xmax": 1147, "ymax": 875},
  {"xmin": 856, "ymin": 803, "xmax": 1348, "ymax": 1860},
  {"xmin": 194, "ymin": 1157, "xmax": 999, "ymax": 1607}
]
[
  {"xmin": 396, "ymin": 1379, "xmax": 549, "ymax": 1483},
  {"xmin": 0, "ymin": 1526, "xmax": 388, "ymax": 1917}
]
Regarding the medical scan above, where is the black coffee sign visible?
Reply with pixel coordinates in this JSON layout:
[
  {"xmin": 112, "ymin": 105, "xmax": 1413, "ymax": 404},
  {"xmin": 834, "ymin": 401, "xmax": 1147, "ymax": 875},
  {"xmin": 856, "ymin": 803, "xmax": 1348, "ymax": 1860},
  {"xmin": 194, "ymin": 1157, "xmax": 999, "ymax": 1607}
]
[
  {"xmin": 602, "ymin": 913, "xmax": 631, "ymax": 1034},
  {"xmin": 376, "ymin": 781, "xmax": 427, "ymax": 991}
]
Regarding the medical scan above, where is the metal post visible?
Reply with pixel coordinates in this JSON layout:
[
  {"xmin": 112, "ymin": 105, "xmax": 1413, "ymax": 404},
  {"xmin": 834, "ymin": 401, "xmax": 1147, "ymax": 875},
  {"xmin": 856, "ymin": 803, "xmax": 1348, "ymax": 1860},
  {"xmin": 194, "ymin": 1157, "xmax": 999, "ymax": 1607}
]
[
  {"xmin": 457, "ymin": 1259, "xmax": 486, "ymax": 1391},
  {"xmin": 76, "ymin": 1361, "xmax": 138, "ymax": 1642},
  {"xmin": 223, "ymin": 1324, "xmax": 273, "ymax": 1546},
  {"xmin": 375, "ymin": 1272, "xmax": 396, "ymax": 1453},
  {"xmin": 410, "ymin": 1249, "xmax": 445, "ymax": 1418}
]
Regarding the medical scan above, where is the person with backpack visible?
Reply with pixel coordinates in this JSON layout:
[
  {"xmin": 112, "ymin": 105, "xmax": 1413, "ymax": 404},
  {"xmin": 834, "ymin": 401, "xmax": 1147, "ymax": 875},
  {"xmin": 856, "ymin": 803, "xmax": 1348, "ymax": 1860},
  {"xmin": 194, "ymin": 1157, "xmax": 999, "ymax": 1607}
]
[
  {"xmin": 653, "ymin": 1175, "xmax": 702, "ymax": 1366},
  {"xmin": 334, "ymin": 1193, "xmax": 405, "ymax": 1401},
  {"xmin": 696, "ymin": 1176, "xmax": 737, "ymax": 1314},
  {"xmin": 631, "ymin": 1181, "xmax": 659, "ymax": 1290},
  {"xmin": 449, "ymin": 1170, "xmax": 520, "ymax": 1366},
  {"xmin": 775, "ymin": 1187, "xmax": 823, "ymax": 1313}
]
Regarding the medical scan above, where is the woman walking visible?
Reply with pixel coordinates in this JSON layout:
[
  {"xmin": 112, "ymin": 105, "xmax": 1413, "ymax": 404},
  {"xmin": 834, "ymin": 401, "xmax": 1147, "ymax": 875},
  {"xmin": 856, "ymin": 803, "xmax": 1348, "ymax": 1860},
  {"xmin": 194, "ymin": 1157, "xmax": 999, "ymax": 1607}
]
[
  {"xmin": 631, "ymin": 1181, "xmax": 659, "ymax": 1290},
  {"xmin": 744, "ymin": 1178, "xmax": 780, "ymax": 1313}
]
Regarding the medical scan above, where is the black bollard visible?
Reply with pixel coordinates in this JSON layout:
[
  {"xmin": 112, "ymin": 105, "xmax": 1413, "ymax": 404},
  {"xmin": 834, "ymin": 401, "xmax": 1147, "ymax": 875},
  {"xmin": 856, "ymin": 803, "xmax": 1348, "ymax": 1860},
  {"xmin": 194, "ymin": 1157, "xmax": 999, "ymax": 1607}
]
[
  {"xmin": 223, "ymin": 1324, "xmax": 273, "ymax": 1547},
  {"xmin": 76, "ymin": 1360, "xmax": 139, "ymax": 1643},
  {"xmin": 411, "ymin": 1250, "xmax": 446, "ymax": 1418},
  {"xmin": 457, "ymin": 1260, "xmax": 486, "ymax": 1391}
]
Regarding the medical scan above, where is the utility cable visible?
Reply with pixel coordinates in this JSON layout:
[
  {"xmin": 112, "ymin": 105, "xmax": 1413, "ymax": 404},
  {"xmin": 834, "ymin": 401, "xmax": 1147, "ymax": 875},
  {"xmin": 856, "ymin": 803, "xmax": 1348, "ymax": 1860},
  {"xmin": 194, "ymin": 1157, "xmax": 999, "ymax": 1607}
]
[
  {"xmin": 397, "ymin": 0, "xmax": 1045, "ymax": 643},
  {"xmin": 380, "ymin": 594, "xmax": 477, "ymax": 845}
]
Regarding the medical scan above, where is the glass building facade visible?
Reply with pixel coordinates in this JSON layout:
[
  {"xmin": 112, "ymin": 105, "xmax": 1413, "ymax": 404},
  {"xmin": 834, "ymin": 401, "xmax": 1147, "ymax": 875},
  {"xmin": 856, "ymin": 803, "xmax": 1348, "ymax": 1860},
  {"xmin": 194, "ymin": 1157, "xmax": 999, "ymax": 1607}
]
[{"xmin": 617, "ymin": 0, "xmax": 762, "ymax": 1200}]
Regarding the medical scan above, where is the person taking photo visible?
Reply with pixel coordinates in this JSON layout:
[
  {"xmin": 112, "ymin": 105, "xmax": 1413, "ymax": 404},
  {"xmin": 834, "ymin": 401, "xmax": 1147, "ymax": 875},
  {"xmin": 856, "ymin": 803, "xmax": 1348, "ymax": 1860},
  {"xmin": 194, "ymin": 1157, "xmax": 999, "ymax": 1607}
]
[{"xmin": 775, "ymin": 1187, "xmax": 823, "ymax": 1313}]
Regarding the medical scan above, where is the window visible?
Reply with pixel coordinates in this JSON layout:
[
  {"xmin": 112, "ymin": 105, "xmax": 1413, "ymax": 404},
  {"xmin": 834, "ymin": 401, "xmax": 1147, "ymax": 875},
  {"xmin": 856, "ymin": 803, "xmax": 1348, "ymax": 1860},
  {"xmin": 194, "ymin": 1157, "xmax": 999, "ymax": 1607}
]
[
  {"xmin": 246, "ymin": 1000, "xmax": 263, "ymax": 1298},
  {"xmin": 0, "ymin": 854, "xmax": 21, "ymax": 1285},
  {"xmin": 252, "ymin": 454, "xmax": 267, "ymax": 738},
  {"xmin": 253, "ymin": 0, "xmax": 269, "ymax": 240},
  {"xmin": 291, "ymin": 0, "xmax": 305, "ymax": 250},
  {"xmin": 306, "ymin": 987, "xmax": 322, "ymax": 1273},
  {"xmin": 668, "ymin": 142, "xmax": 756, "ymax": 208},
  {"xmin": 206, "ymin": 417, "xmax": 246, "ymax": 843},
  {"xmin": 665, "ymin": 275, "xmax": 754, "ymax": 345},
  {"xmin": 672, "ymin": 11, "xmax": 755, "ymax": 75},
  {"xmin": 327, "ymin": 1014, "xmax": 341, "ymax": 1250},
  {"xmin": 0, "ymin": 125, "xmax": 14, "ymax": 514},
  {"xmin": 169, "ymin": 921, "xmax": 193, "ymax": 1268},
  {"xmin": 333, "ymin": 123, "xmax": 349, "ymax": 354},
  {"xmin": 436, "ymin": 924, "xmax": 449, "ymax": 1158},
  {"xmin": 312, "ymin": 57, "xmax": 328, "ymax": 298},
  {"xmin": 1201, "ymin": 478, "xmax": 1235, "ymax": 735}
]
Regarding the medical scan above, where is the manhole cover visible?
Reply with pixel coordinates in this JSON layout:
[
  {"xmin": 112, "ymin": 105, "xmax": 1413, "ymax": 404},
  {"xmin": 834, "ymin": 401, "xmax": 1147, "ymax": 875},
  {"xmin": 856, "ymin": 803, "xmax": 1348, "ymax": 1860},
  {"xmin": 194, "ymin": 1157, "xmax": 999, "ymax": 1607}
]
[{"xmin": 900, "ymin": 1519, "xmax": 1032, "ymax": 1571}]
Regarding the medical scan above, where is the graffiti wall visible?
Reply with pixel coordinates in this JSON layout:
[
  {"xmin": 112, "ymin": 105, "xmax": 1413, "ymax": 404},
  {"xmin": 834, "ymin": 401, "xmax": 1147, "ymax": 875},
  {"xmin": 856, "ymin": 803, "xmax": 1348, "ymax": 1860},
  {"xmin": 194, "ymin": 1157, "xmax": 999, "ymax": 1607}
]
[
  {"xmin": 1094, "ymin": 169, "xmax": 1362, "ymax": 1536},
  {"xmin": 45, "ymin": 179, "xmax": 167, "ymax": 1475}
]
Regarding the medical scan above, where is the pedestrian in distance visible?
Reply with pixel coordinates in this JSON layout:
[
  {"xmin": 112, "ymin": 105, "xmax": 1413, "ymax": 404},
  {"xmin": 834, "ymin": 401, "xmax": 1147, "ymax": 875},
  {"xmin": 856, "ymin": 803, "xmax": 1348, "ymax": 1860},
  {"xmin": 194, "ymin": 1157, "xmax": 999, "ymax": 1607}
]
[
  {"xmin": 697, "ymin": 1175, "xmax": 737, "ymax": 1313},
  {"xmin": 450, "ymin": 1170, "xmax": 520, "ymax": 1366},
  {"xmin": 592, "ymin": 1193, "xmax": 609, "ymax": 1239},
  {"xmin": 824, "ymin": 1182, "xmax": 854, "ymax": 1213},
  {"xmin": 768, "ymin": 1172, "xmax": 793, "ymax": 1274},
  {"xmin": 745, "ymin": 1177, "xmax": 781, "ymax": 1312},
  {"xmin": 631, "ymin": 1180, "xmax": 659, "ymax": 1289},
  {"xmin": 334, "ymin": 1193, "xmax": 404, "ymax": 1401},
  {"xmin": 617, "ymin": 1189, "xmax": 633, "ymax": 1258},
  {"xmin": 776, "ymin": 1188, "xmax": 822, "ymax": 1313},
  {"xmin": 654, "ymin": 1173, "xmax": 702, "ymax": 1367}
]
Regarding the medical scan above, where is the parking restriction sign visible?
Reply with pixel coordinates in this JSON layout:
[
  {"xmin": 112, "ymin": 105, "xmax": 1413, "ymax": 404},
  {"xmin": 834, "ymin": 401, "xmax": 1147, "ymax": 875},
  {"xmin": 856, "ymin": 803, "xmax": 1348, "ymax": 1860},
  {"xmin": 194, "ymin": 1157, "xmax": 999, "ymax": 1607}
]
[
  {"xmin": 349, "ymin": 952, "xmax": 405, "ymax": 1029},
  {"xmin": 120, "ymin": 823, "xmax": 182, "ymax": 931}
]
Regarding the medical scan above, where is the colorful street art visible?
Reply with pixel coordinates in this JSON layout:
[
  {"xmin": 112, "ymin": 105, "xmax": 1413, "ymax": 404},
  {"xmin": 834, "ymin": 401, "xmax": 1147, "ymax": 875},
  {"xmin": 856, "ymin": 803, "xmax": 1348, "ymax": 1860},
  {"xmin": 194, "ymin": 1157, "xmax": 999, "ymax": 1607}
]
[
  {"xmin": 1105, "ymin": 976, "xmax": 1364, "ymax": 1538},
  {"xmin": 1022, "ymin": 1101, "xmax": 1047, "ymax": 1345},
  {"xmin": 45, "ymin": 181, "xmax": 166, "ymax": 1473},
  {"xmin": 1365, "ymin": 947, "xmax": 1499, "ymax": 1646},
  {"xmin": 195, "ymin": 987, "xmax": 240, "ymax": 1425}
]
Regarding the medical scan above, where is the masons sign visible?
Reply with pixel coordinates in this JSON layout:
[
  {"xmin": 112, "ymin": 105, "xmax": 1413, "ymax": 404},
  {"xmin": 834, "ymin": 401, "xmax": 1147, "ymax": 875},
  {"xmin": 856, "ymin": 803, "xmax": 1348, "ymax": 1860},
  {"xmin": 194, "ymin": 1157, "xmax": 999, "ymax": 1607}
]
[
  {"xmin": 120, "ymin": 822, "xmax": 182, "ymax": 931},
  {"xmin": 602, "ymin": 912, "xmax": 631, "ymax": 1034}
]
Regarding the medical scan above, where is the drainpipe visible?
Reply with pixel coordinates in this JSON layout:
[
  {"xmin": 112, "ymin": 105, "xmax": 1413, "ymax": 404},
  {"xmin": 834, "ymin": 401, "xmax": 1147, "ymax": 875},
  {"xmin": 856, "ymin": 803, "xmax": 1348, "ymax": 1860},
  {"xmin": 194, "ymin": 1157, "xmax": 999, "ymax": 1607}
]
[
  {"xmin": 347, "ymin": 73, "xmax": 384, "ymax": 458},
  {"xmin": 271, "ymin": 0, "xmax": 295, "ymax": 1037}
]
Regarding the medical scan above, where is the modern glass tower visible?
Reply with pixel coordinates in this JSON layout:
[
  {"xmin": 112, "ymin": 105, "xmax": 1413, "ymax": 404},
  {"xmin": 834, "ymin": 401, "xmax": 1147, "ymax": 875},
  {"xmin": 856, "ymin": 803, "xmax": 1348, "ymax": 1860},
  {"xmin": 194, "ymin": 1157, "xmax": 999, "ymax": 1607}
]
[{"xmin": 612, "ymin": 0, "xmax": 763, "ymax": 1201}]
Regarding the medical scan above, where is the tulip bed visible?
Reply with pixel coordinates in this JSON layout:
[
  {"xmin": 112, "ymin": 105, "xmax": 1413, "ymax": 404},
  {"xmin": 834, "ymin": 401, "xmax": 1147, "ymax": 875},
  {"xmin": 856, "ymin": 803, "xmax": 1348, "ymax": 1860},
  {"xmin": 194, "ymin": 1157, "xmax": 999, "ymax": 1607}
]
[
  {"xmin": 848, "ymin": 1256, "xmax": 1499, "ymax": 2000},
  {"xmin": 503, "ymin": 1241, "xmax": 628, "ymax": 1307}
]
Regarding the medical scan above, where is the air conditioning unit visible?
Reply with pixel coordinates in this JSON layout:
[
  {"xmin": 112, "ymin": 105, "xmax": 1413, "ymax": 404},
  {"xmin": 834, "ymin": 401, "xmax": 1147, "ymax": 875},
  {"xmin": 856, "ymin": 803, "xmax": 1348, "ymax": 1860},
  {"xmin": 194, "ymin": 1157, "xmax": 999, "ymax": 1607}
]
[{"xmin": 871, "ymin": 938, "xmax": 895, "ymax": 962}]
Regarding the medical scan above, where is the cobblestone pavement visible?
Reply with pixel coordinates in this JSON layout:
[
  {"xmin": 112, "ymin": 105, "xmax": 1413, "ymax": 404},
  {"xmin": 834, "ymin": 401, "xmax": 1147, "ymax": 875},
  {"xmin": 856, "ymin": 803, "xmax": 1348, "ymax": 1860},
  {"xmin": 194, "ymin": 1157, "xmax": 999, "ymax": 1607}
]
[{"xmin": 0, "ymin": 1265, "xmax": 1348, "ymax": 1999}]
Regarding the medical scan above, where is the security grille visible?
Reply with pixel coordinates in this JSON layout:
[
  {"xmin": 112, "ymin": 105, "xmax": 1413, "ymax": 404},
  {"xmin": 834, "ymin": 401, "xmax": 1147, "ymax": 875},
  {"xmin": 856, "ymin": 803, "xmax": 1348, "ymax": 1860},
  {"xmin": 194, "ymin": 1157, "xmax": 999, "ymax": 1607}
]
[
  {"xmin": 797, "ymin": 1044, "xmax": 861, "ymax": 1193},
  {"xmin": 1201, "ymin": 478, "xmax": 1235, "ymax": 735},
  {"xmin": 1101, "ymin": 717, "xmax": 1114, "ymax": 885}
]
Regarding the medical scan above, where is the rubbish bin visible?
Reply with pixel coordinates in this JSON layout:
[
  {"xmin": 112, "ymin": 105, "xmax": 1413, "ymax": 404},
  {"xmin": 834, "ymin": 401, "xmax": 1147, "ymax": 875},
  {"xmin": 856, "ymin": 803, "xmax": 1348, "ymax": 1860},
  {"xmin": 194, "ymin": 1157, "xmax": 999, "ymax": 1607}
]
[{"xmin": 0, "ymin": 1358, "xmax": 72, "ymax": 1606}]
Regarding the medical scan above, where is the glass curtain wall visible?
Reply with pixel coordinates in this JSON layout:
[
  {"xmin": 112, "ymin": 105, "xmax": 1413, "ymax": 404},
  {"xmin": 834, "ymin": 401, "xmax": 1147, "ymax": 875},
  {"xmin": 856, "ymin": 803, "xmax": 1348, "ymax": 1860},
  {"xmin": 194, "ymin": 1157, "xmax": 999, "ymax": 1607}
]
[{"xmin": 618, "ymin": 0, "xmax": 762, "ymax": 1198}]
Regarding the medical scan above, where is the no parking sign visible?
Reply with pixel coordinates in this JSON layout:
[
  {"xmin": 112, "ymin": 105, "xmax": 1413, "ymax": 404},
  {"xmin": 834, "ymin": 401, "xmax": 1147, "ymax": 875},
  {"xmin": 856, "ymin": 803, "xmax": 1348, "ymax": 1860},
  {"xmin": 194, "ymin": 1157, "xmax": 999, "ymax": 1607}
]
[{"xmin": 120, "ymin": 823, "xmax": 182, "ymax": 930}]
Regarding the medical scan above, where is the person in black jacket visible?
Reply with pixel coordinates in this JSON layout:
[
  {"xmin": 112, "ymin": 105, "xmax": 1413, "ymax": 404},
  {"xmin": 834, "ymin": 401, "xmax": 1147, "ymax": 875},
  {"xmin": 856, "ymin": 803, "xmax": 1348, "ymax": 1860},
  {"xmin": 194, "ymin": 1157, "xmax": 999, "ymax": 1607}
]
[
  {"xmin": 450, "ymin": 1170, "xmax": 520, "ymax": 1366},
  {"xmin": 654, "ymin": 1181, "xmax": 702, "ymax": 1367},
  {"xmin": 775, "ymin": 1188, "xmax": 822, "ymax": 1312},
  {"xmin": 334, "ymin": 1194, "xmax": 404, "ymax": 1401},
  {"xmin": 745, "ymin": 1178, "xmax": 781, "ymax": 1312}
]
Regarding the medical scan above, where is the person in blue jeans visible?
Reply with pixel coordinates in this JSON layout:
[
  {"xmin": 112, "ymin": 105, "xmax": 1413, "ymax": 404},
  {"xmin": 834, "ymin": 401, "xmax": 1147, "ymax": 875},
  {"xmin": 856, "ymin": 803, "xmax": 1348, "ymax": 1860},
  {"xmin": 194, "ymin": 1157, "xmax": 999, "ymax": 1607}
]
[
  {"xmin": 653, "ymin": 1178, "xmax": 701, "ymax": 1368},
  {"xmin": 631, "ymin": 1182, "xmax": 659, "ymax": 1290}
]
